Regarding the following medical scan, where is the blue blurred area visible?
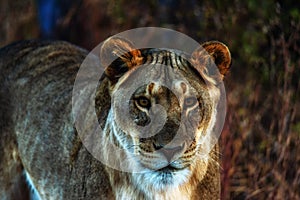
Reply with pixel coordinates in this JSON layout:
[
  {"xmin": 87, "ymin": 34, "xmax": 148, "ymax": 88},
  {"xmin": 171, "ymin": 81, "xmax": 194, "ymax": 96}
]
[
  {"xmin": 36, "ymin": 0, "xmax": 62, "ymax": 38},
  {"xmin": 159, "ymin": 0, "xmax": 178, "ymax": 7}
]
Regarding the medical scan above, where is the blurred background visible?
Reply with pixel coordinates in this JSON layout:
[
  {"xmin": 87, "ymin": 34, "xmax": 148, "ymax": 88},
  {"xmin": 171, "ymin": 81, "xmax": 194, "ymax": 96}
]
[{"xmin": 0, "ymin": 0, "xmax": 299, "ymax": 199}]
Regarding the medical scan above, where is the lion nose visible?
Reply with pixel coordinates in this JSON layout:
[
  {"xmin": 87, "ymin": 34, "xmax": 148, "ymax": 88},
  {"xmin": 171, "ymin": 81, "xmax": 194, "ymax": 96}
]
[{"xmin": 154, "ymin": 143, "xmax": 185, "ymax": 162}]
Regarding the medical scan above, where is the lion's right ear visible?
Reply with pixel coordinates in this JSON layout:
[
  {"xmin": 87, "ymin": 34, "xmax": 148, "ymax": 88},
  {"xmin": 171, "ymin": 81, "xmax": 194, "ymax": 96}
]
[{"xmin": 100, "ymin": 37, "xmax": 143, "ymax": 83}]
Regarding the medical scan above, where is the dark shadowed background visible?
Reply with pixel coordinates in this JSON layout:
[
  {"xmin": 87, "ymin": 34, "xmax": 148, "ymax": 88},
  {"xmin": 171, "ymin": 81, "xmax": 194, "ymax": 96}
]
[{"xmin": 0, "ymin": 0, "xmax": 299, "ymax": 199}]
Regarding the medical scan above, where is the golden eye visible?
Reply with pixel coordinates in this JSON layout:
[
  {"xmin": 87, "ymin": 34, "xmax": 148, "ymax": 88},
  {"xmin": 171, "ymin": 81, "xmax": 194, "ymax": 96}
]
[
  {"xmin": 184, "ymin": 97, "xmax": 197, "ymax": 108},
  {"xmin": 136, "ymin": 97, "xmax": 151, "ymax": 108}
]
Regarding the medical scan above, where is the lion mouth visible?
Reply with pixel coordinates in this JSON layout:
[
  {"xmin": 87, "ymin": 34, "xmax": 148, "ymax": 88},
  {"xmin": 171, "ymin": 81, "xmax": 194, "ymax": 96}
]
[
  {"xmin": 153, "ymin": 165, "xmax": 188, "ymax": 186},
  {"xmin": 157, "ymin": 165, "xmax": 182, "ymax": 173}
]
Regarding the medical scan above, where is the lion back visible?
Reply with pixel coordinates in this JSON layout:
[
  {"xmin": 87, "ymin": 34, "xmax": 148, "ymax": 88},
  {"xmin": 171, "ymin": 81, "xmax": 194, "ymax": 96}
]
[{"xmin": 0, "ymin": 40, "xmax": 113, "ymax": 199}]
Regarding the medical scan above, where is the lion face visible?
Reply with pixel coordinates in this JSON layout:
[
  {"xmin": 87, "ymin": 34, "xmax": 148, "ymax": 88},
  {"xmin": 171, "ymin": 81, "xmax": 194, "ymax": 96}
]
[
  {"xmin": 99, "ymin": 37, "xmax": 231, "ymax": 190},
  {"xmin": 128, "ymin": 82, "xmax": 210, "ymax": 188},
  {"xmin": 107, "ymin": 51, "xmax": 217, "ymax": 189}
]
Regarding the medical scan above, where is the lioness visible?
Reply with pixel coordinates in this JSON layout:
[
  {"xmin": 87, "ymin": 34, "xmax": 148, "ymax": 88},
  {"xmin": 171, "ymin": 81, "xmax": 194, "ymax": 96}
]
[{"xmin": 0, "ymin": 37, "xmax": 231, "ymax": 200}]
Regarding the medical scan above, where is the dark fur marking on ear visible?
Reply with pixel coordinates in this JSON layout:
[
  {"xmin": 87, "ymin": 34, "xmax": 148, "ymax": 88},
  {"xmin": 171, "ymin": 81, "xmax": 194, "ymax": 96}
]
[
  {"xmin": 100, "ymin": 37, "xmax": 143, "ymax": 83},
  {"xmin": 191, "ymin": 41, "xmax": 231, "ymax": 82}
]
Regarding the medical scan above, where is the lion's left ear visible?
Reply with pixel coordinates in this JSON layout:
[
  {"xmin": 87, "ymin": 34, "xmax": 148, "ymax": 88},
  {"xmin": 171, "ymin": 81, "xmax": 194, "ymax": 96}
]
[
  {"xmin": 191, "ymin": 41, "xmax": 231, "ymax": 82},
  {"xmin": 100, "ymin": 37, "xmax": 143, "ymax": 83}
]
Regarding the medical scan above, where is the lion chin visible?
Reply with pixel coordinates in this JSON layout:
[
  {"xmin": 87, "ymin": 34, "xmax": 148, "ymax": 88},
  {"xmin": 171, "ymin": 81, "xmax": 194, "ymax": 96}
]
[
  {"xmin": 130, "ymin": 155, "xmax": 191, "ymax": 190},
  {"xmin": 134, "ymin": 166, "xmax": 191, "ymax": 191}
]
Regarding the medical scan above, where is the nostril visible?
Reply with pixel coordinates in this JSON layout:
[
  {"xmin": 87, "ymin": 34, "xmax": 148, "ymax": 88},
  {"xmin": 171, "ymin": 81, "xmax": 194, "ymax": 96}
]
[{"xmin": 153, "ymin": 142, "xmax": 163, "ymax": 150}]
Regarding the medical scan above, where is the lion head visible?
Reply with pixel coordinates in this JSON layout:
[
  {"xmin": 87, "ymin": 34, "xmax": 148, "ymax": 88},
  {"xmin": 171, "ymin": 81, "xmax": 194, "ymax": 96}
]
[{"xmin": 97, "ymin": 37, "xmax": 231, "ymax": 192}]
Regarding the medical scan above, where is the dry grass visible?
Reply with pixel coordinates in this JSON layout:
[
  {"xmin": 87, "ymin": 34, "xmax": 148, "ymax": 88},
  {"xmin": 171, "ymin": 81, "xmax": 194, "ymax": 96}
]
[
  {"xmin": 0, "ymin": 0, "xmax": 39, "ymax": 47},
  {"xmin": 221, "ymin": 20, "xmax": 300, "ymax": 199}
]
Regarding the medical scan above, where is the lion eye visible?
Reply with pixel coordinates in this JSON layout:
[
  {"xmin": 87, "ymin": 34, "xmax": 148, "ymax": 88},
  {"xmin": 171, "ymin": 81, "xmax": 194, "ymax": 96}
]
[
  {"xmin": 136, "ymin": 97, "xmax": 151, "ymax": 108},
  {"xmin": 184, "ymin": 97, "xmax": 197, "ymax": 108}
]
